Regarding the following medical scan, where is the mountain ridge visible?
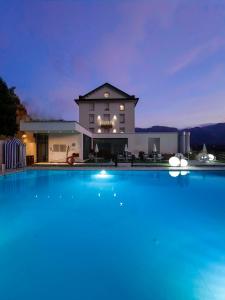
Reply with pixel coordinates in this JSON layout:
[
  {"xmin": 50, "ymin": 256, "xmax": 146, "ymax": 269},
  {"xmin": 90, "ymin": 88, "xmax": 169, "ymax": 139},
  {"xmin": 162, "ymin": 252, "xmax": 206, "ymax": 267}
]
[{"xmin": 135, "ymin": 123, "xmax": 225, "ymax": 146}]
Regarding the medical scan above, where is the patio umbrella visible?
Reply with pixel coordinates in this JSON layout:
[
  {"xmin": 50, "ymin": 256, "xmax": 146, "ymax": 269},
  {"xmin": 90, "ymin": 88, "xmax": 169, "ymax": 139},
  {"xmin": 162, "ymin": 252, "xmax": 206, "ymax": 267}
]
[
  {"xmin": 186, "ymin": 144, "xmax": 191, "ymax": 161},
  {"xmin": 124, "ymin": 144, "xmax": 128, "ymax": 160},
  {"xmin": 95, "ymin": 144, "xmax": 99, "ymax": 153},
  {"xmin": 187, "ymin": 144, "xmax": 191, "ymax": 153},
  {"xmin": 153, "ymin": 144, "xmax": 157, "ymax": 153},
  {"xmin": 202, "ymin": 144, "xmax": 207, "ymax": 154},
  {"xmin": 94, "ymin": 144, "xmax": 99, "ymax": 162}
]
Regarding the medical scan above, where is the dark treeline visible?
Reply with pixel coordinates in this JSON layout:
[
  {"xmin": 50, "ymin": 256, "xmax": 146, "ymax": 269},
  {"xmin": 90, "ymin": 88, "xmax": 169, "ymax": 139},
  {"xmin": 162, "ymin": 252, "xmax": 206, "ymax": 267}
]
[{"xmin": 0, "ymin": 77, "xmax": 27, "ymax": 137}]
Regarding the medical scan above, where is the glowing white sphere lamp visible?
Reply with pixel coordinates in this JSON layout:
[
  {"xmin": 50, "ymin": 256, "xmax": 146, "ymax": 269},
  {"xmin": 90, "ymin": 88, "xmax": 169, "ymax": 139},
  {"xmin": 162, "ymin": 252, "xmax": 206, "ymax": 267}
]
[
  {"xmin": 208, "ymin": 154, "xmax": 215, "ymax": 161},
  {"xmin": 169, "ymin": 156, "xmax": 180, "ymax": 167},
  {"xmin": 180, "ymin": 159, "xmax": 188, "ymax": 167}
]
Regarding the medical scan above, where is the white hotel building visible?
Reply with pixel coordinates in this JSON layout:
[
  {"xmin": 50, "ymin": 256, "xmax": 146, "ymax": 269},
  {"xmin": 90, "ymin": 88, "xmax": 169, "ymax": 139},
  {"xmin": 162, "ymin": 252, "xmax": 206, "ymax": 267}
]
[{"xmin": 20, "ymin": 83, "xmax": 180, "ymax": 163}]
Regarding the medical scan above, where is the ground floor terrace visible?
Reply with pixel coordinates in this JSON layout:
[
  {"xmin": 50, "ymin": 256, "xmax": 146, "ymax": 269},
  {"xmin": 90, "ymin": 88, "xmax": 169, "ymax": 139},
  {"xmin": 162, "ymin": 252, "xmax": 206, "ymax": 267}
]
[
  {"xmin": 20, "ymin": 121, "xmax": 179, "ymax": 164},
  {"xmin": 20, "ymin": 121, "xmax": 92, "ymax": 163}
]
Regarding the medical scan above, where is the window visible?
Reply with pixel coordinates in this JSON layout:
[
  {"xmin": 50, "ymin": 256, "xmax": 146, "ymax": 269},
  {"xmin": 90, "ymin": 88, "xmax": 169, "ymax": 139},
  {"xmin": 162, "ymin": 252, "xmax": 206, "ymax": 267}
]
[
  {"xmin": 89, "ymin": 103, "xmax": 95, "ymax": 111},
  {"xmin": 120, "ymin": 127, "xmax": 125, "ymax": 133},
  {"xmin": 120, "ymin": 104, "xmax": 125, "ymax": 111},
  {"xmin": 103, "ymin": 114, "xmax": 110, "ymax": 121},
  {"xmin": 60, "ymin": 145, "xmax": 67, "ymax": 152},
  {"xmin": 104, "ymin": 128, "xmax": 110, "ymax": 133},
  {"xmin": 89, "ymin": 128, "xmax": 94, "ymax": 133},
  {"xmin": 105, "ymin": 102, "xmax": 109, "ymax": 111},
  {"xmin": 53, "ymin": 144, "xmax": 60, "ymax": 152},
  {"xmin": 119, "ymin": 114, "xmax": 125, "ymax": 123},
  {"xmin": 89, "ymin": 114, "xmax": 94, "ymax": 123},
  {"xmin": 52, "ymin": 144, "xmax": 67, "ymax": 152}
]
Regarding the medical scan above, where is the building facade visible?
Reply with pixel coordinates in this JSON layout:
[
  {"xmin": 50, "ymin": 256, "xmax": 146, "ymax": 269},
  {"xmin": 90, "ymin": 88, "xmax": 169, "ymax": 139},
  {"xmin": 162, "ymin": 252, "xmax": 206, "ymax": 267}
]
[
  {"xmin": 20, "ymin": 83, "xmax": 180, "ymax": 163},
  {"xmin": 75, "ymin": 83, "xmax": 137, "ymax": 134}
]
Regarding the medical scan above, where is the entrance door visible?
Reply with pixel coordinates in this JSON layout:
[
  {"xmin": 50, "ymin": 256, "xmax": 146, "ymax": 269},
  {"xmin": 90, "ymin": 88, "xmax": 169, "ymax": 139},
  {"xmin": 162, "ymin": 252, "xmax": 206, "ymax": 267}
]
[
  {"xmin": 36, "ymin": 134, "xmax": 49, "ymax": 162},
  {"xmin": 93, "ymin": 138, "xmax": 128, "ymax": 158}
]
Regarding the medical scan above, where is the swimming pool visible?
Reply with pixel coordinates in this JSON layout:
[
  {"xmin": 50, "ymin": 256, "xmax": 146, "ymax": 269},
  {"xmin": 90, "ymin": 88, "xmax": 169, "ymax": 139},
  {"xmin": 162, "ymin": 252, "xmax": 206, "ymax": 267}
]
[{"xmin": 0, "ymin": 170, "xmax": 225, "ymax": 300}]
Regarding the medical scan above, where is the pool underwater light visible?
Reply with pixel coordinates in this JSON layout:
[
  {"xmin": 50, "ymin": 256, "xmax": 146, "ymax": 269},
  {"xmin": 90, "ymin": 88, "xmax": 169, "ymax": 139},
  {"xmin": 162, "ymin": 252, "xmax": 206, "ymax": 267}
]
[{"xmin": 94, "ymin": 170, "xmax": 112, "ymax": 179}]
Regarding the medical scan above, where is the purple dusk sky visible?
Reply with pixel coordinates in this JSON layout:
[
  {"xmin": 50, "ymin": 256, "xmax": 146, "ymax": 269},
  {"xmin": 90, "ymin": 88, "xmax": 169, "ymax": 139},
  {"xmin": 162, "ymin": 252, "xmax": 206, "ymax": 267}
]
[{"xmin": 1, "ymin": 0, "xmax": 225, "ymax": 128}]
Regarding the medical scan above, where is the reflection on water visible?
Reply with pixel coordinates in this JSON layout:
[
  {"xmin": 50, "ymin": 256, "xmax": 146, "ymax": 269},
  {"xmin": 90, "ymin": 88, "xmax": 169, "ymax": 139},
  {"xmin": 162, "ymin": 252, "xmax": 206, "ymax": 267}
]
[{"xmin": 169, "ymin": 170, "xmax": 190, "ymax": 177}]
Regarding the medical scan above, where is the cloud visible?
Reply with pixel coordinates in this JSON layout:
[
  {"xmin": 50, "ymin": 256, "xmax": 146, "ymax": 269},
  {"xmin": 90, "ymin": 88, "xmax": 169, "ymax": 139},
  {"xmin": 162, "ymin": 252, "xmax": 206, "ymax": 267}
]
[
  {"xmin": 169, "ymin": 36, "xmax": 225, "ymax": 74},
  {"xmin": 92, "ymin": 0, "xmax": 179, "ymax": 87}
]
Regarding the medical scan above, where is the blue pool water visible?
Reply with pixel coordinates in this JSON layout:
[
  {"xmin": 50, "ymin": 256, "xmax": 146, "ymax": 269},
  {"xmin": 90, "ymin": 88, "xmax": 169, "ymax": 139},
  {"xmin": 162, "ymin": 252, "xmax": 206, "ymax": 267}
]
[{"xmin": 0, "ymin": 170, "xmax": 225, "ymax": 300}]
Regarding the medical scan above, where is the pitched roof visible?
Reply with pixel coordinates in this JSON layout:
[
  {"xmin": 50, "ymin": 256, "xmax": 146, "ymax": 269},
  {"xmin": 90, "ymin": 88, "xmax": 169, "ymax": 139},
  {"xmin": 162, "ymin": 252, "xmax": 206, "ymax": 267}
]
[
  {"xmin": 75, "ymin": 82, "xmax": 139, "ymax": 105},
  {"xmin": 81, "ymin": 82, "xmax": 134, "ymax": 98}
]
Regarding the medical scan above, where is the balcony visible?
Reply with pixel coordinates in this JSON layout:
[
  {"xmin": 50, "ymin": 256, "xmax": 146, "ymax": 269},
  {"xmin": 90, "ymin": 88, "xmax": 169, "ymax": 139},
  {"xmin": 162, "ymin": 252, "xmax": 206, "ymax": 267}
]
[{"xmin": 100, "ymin": 120, "xmax": 113, "ymax": 128}]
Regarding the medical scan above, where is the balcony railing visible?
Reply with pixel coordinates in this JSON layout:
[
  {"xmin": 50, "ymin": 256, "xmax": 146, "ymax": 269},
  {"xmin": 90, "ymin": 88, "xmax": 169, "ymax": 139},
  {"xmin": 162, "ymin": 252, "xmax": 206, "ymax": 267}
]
[{"xmin": 100, "ymin": 120, "xmax": 113, "ymax": 128}]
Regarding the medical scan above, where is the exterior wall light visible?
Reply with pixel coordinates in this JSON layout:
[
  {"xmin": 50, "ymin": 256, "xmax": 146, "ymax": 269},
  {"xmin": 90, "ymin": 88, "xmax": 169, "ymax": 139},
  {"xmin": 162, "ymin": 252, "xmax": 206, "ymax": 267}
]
[
  {"xmin": 97, "ymin": 115, "xmax": 101, "ymax": 120},
  {"xmin": 113, "ymin": 129, "xmax": 117, "ymax": 133},
  {"xmin": 97, "ymin": 129, "xmax": 101, "ymax": 133},
  {"xmin": 113, "ymin": 115, "xmax": 117, "ymax": 120}
]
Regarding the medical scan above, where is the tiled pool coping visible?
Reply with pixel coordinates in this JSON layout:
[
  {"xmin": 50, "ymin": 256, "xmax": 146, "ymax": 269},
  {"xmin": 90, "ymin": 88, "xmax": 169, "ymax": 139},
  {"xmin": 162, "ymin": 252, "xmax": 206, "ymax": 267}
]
[{"xmin": 1, "ymin": 165, "xmax": 225, "ymax": 176}]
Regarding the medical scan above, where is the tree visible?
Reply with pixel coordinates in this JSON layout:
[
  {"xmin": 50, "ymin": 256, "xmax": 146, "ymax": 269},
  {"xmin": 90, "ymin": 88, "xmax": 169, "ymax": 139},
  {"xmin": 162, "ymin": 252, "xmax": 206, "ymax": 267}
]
[{"xmin": 0, "ymin": 77, "xmax": 27, "ymax": 137}]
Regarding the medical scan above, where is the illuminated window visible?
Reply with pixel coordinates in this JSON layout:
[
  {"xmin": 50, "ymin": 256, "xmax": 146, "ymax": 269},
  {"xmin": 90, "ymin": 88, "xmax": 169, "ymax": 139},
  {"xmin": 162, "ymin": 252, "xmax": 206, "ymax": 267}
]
[
  {"xmin": 104, "ymin": 92, "xmax": 110, "ymax": 98},
  {"xmin": 120, "ymin": 104, "xmax": 125, "ymax": 111},
  {"xmin": 89, "ymin": 114, "xmax": 94, "ymax": 123}
]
